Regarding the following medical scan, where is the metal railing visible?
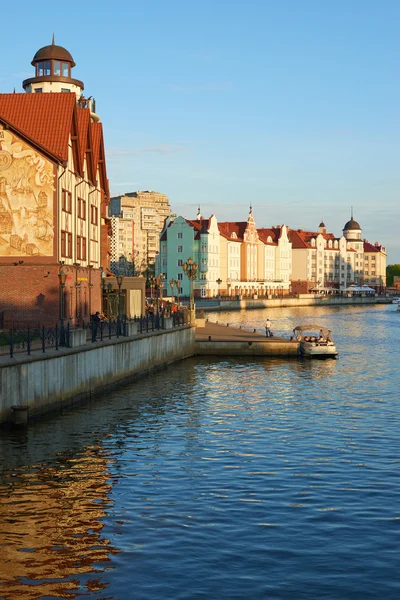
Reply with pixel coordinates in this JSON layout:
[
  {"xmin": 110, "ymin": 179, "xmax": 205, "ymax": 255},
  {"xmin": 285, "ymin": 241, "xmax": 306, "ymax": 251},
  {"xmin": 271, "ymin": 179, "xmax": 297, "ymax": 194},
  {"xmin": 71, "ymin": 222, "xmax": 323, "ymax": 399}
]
[
  {"xmin": 0, "ymin": 322, "xmax": 71, "ymax": 358},
  {"xmin": 0, "ymin": 311, "xmax": 189, "ymax": 359}
]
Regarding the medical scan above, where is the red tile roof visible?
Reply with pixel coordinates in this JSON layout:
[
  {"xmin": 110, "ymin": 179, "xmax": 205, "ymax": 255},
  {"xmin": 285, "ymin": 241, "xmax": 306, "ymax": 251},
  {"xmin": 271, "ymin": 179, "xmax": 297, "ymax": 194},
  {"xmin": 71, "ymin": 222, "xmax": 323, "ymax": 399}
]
[
  {"xmin": 288, "ymin": 229, "xmax": 337, "ymax": 249},
  {"xmin": 0, "ymin": 92, "xmax": 76, "ymax": 162},
  {"xmin": 218, "ymin": 221, "xmax": 247, "ymax": 241},
  {"xmin": 364, "ymin": 241, "xmax": 384, "ymax": 253},
  {"xmin": 76, "ymin": 107, "xmax": 91, "ymax": 171}
]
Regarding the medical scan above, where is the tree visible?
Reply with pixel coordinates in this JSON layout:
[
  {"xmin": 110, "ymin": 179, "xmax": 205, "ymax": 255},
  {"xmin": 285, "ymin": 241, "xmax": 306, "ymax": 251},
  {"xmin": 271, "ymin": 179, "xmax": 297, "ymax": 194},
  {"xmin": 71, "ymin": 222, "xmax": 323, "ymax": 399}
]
[{"xmin": 386, "ymin": 264, "xmax": 400, "ymax": 286}]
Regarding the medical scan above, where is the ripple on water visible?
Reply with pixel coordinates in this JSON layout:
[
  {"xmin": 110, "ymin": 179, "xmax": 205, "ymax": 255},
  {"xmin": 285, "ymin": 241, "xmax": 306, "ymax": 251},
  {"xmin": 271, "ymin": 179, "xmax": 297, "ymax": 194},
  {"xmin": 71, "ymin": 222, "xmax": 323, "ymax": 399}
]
[{"xmin": 0, "ymin": 305, "xmax": 399, "ymax": 599}]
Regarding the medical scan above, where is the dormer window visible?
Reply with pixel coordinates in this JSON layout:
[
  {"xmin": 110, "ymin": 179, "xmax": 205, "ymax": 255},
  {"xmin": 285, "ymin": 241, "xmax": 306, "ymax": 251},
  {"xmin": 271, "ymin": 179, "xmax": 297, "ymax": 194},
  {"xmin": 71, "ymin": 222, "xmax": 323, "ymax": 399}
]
[{"xmin": 231, "ymin": 232, "xmax": 237, "ymax": 239}]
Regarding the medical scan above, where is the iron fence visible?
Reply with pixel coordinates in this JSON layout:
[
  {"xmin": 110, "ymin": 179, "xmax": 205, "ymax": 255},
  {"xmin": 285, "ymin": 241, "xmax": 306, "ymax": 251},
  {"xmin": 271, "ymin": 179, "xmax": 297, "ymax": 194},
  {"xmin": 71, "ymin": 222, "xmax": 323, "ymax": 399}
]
[
  {"xmin": 0, "ymin": 322, "xmax": 70, "ymax": 358},
  {"xmin": 0, "ymin": 311, "xmax": 188, "ymax": 359}
]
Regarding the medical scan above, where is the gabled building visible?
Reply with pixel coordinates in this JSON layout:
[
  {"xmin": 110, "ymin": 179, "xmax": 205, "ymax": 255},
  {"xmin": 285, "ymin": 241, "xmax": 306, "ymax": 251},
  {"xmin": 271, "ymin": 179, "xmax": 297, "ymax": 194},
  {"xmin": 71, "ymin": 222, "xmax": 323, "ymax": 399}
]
[
  {"xmin": 158, "ymin": 208, "xmax": 292, "ymax": 299},
  {"xmin": 0, "ymin": 40, "xmax": 110, "ymax": 326},
  {"xmin": 288, "ymin": 215, "xmax": 385, "ymax": 293}
]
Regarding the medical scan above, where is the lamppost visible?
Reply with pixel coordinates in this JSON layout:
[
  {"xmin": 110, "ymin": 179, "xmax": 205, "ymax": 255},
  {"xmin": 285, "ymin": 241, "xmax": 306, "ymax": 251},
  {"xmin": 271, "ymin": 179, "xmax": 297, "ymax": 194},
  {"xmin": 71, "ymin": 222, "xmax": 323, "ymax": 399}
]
[
  {"xmin": 170, "ymin": 278, "xmax": 176, "ymax": 302},
  {"xmin": 58, "ymin": 270, "xmax": 67, "ymax": 344},
  {"xmin": 158, "ymin": 273, "xmax": 165, "ymax": 309},
  {"xmin": 216, "ymin": 277, "xmax": 222, "ymax": 298},
  {"xmin": 182, "ymin": 257, "xmax": 198, "ymax": 322},
  {"xmin": 116, "ymin": 275, "xmax": 124, "ymax": 319}
]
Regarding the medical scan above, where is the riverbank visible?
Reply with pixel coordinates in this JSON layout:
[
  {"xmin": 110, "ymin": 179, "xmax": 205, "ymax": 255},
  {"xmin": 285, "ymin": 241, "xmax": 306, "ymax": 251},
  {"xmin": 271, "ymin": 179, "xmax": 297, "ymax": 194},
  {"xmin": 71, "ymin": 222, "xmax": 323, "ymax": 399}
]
[
  {"xmin": 0, "ymin": 325, "xmax": 194, "ymax": 426},
  {"xmin": 196, "ymin": 294, "xmax": 391, "ymax": 312}
]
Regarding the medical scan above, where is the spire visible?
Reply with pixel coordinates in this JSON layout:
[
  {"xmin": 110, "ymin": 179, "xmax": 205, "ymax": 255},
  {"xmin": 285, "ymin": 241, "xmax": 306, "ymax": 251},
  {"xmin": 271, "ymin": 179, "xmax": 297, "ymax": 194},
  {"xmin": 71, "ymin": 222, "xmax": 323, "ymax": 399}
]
[
  {"xmin": 52, "ymin": 33, "xmax": 55, "ymax": 45},
  {"xmin": 249, "ymin": 204, "xmax": 252, "ymax": 214},
  {"xmin": 351, "ymin": 206, "xmax": 354, "ymax": 219},
  {"xmin": 196, "ymin": 206, "xmax": 202, "ymax": 220}
]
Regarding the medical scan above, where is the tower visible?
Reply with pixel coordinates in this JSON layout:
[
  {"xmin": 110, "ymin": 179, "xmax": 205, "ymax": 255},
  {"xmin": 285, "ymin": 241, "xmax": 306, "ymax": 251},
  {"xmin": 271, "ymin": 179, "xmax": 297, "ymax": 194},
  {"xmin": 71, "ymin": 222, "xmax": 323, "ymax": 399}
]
[{"xmin": 22, "ymin": 36, "xmax": 99, "ymax": 121}]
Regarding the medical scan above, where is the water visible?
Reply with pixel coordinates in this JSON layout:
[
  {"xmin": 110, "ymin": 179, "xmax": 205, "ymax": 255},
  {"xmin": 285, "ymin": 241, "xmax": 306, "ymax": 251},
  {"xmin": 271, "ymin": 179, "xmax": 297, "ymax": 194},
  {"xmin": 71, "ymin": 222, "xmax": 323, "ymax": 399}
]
[{"xmin": 0, "ymin": 304, "xmax": 399, "ymax": 599}]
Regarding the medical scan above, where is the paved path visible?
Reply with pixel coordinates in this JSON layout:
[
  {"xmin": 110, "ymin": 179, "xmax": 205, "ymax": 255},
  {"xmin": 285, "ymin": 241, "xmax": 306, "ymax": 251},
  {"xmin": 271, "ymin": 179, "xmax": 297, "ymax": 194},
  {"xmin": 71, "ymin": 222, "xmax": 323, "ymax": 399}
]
[{"xmin": 195, "ymin": 320, "xmax": 286, "ymax": 342}]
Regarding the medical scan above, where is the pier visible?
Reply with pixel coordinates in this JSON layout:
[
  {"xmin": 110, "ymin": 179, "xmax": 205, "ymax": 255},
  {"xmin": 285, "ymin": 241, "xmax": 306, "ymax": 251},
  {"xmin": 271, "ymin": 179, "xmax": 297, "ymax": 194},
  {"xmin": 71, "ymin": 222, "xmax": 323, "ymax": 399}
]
[{"xmin": 195, "ymin": 320, "xmax": 299, "ymax": 357}]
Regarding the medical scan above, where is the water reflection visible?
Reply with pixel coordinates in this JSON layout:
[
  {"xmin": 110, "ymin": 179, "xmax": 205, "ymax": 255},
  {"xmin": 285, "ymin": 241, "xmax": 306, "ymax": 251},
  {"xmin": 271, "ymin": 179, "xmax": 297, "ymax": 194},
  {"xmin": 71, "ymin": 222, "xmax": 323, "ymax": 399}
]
[
  {"xmin": 0, "ymin": 304, "xmax": 398, "ymax": 599},
  {"xmin": 0, "ymin": 446, "xmax": 119, "ymax": 599}
]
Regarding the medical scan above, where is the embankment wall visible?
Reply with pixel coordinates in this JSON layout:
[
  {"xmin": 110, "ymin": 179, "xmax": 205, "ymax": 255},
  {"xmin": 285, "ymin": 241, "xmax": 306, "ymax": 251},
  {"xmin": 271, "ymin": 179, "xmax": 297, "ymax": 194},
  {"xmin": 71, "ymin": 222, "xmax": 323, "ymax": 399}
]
[{"xmin": 0, "ymin": 326, "xmax": 195, "ymax": 425}]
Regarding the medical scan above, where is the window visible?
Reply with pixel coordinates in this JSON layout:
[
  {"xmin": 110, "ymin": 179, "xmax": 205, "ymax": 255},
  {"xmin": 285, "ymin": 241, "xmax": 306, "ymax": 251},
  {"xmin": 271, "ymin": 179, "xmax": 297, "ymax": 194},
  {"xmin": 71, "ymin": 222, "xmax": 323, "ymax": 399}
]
[
  {"xmin": 62, "ymin": 62, "xmax": 69, "ymax": 77},
  {"xmin": 62, "ymin": 189, "xmax": 72, "ymax": 213},
  {"xmin": 44, "ymin": 61, "xmax": 51, "ymax": 75},
  {"xmin": 61, "ymin": 88, "xmax": 70, "ymax": 93},
  {"xmin": 77, "ymin": 236, "xmax": 87, "ymax": 261},
  {"xmin": 54, "ymin": 61, "xmax": 61, "ymax": 76},
  {"xmin": 61, "ymin": 230, "xmax": 72, "ymax": 258},
  {"xmin": 177, "ymin": 273, "xmax": 183, "ymax": 280},
  {"xmin": 178, "ymin": 232, "xmax": 183, "ymax": 239},
  {"xmin": 90, "ymin": 204, "xmax": 98, "ymax": 225},
  {"xmin": 177, "ymin": 259, "xmax": 183, "ymax": 266},
  {"xmin": 177, "ymin": 245, "xmax": 183, "ymax": 253},
  {"xmin": 35, "ymin": 88, "xmax": 43, "ymax": 93},
  {"xmin": 78, "ymin": 197, "xmax": 86, "ymax": 220}
]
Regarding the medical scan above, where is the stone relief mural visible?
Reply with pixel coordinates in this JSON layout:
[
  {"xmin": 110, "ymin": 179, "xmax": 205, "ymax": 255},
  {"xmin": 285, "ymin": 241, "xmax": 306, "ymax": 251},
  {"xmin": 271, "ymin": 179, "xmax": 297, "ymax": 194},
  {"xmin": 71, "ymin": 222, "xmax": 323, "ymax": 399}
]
[{"xmin": 0, "ymin": 125, "xmax": 55, "ymax": 257}]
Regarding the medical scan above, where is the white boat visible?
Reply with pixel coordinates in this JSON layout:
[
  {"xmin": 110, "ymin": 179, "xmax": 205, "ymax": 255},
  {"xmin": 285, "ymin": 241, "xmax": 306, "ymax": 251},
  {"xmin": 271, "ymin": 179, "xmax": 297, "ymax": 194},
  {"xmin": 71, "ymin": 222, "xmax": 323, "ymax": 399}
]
[
  {"xmin": 293, "ymin": 324, "xmax": 338, "ymax": 359},
  {"xmin": 392, "ymin": 297, "xmax": 400, "ymax": 304}
]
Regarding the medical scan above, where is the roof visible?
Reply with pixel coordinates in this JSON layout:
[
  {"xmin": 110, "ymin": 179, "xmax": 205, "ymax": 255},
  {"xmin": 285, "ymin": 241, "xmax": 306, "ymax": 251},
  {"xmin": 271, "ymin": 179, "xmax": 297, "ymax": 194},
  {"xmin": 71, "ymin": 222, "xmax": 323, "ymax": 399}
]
[
  {"xmin": 288, "ymin": 229, "xmax": 336, "ymax": 250},
  {"xmin": 0, "ymin": 92, "xmax": 75, "ymax": 162},
  {"xmin": 343, "ymin": 218, "xmax": 361, "ymax": 230},
  {"xmin": 218, "ymin": 221, "xmax": 248, "ymax": 241},
  {"xmin": 257, "ymin": 227, "xmax": 282, "ymax": 245},
  {"xmin": 364, "ymin": 240, "xmax": 384, "ymax": 253},
  {"xmin": 32, "ymin": 43, "xmax": 75, "ymax": 67},
  {"xmin": 0, "ymin": 92, "xmax": 109, "ymax": 196}
]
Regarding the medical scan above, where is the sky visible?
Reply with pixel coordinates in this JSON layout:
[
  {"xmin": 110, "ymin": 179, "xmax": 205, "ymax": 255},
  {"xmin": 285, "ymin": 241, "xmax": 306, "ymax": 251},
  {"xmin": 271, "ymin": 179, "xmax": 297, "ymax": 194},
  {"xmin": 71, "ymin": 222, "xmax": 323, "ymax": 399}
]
[{"xmin": 1, "ymin": 0, "xmax": 399, "ymax": 262}]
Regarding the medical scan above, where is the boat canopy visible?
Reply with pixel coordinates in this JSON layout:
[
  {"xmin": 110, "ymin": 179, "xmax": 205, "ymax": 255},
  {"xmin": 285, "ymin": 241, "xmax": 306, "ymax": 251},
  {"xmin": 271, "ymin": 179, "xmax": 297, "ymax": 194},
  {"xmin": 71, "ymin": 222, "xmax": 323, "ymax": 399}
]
[{"xmin": 293, "ymin": 325, "xmax": 332, "ymax": 335}]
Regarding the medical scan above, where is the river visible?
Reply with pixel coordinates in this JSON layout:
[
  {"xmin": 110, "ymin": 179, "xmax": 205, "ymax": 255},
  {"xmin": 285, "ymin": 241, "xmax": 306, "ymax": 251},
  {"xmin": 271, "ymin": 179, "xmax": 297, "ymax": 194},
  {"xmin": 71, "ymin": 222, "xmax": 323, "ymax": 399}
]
[{"xmin": 0, "ymin": 304, "xmax": 399, "ymax": 599}]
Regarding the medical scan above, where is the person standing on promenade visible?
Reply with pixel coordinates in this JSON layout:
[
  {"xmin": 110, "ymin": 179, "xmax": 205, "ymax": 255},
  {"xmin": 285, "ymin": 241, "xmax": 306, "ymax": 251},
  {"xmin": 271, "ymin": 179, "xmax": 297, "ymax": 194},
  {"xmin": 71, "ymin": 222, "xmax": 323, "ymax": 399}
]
[{"xmin": 265, "ymin": 319, "xmax": 272, "ymax": 337}]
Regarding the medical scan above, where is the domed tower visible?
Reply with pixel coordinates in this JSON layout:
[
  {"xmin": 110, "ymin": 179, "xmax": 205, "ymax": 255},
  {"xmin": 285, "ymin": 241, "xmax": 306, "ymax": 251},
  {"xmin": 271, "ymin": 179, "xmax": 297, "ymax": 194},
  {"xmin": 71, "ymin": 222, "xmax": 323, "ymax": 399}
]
[
  {"xmin": 22, "ymin": 36, "xmax": 100, "ymax": 121},
  {"xmin": 343, "ymin": 211, "xmax": 362, "ymax": 244},
  {"xmin": 343, "ymin": 210, "xmax": 364, "ymax": 284},
  {"xmin": 318, "ymin": 220, "xmax": 327, "ymax": 234}
]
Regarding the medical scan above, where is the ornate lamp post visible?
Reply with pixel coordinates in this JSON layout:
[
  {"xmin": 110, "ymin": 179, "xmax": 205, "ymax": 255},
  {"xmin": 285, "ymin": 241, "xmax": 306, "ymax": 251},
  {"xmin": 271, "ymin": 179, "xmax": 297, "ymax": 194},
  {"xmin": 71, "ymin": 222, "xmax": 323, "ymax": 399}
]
[
  {"xmin": 170, "ymin": 278, "xmax": 176, "ymax": 302},
  {"xmin": 58, "ymin": 270, "xmax": 67, "ymax": 345},
  {"xmin": 216, "ymin": 277, "xmax": 222, "ymax": 298},
  {"xmin": 182, "ymin": 257, "xmax": 198, "ymax": 322},
  {"xmin": 116, "ymin": 275, "xmax": 124, "ymax": 319}
]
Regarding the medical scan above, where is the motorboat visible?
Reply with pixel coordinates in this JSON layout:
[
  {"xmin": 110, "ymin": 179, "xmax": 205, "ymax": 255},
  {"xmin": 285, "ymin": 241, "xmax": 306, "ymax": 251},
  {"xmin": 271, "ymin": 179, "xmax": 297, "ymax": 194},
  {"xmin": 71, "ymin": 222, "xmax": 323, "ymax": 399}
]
[
  {"xmin": 293, "ymin": 324, "xmax": 338, "ymax": 359},
  {"xmin": 392, "ymin": 297, "xmax": 400, "ymax": 304}
]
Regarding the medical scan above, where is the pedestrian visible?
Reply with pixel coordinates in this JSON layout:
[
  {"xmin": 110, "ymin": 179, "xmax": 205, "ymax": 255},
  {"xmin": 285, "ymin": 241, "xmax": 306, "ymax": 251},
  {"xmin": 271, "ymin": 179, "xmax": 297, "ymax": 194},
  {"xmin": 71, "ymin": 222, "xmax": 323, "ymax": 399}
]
[
  {"xmin": 92, "ymin": 311, "xmax": 102, "ymax": 341},
  {"xmin": 265, "ymin": 318, "xmax": 272, "ymax": 337}
]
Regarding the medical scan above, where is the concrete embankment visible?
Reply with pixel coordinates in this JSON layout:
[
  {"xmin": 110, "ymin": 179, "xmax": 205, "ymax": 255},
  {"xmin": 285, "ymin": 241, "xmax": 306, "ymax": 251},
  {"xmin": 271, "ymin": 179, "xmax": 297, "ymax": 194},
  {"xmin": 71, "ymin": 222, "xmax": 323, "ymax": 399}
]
[
  {"xmin": 198, "ymin": 295, "xmax": 391, "ymax": 312},
  {"xmin": 195, "ymin": 321, "xmax": 299, "ymax": 357},
  {"xmin": 0, "ymin": 326, "xmax": 194, "ymax": 426}
]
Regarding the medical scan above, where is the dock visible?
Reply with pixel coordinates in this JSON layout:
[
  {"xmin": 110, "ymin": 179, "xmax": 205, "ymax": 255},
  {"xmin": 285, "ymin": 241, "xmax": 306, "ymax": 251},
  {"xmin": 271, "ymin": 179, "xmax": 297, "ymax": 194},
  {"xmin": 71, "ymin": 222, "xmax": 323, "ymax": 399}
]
[{"xmin": 195, "ymin": 320, "xmax": 299, "ymax": 357}]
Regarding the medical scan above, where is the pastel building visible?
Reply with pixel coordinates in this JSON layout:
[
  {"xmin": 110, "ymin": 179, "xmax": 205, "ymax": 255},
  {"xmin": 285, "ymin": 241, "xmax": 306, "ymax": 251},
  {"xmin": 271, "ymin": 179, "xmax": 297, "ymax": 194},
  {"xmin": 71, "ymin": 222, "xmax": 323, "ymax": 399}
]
[
  {"xmin": 0, "ymin": 39, "xmax": 110, "ymax": 326},
  {"xmin": 158, "ymin": 208, "xmax": 292, "ymax": 299}
]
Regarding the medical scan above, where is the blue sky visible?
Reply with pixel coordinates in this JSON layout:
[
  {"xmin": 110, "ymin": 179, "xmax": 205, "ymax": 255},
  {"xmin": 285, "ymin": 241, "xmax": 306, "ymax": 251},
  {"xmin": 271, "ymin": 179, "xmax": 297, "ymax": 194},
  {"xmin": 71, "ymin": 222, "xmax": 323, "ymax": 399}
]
[{"xmin": 1, "ymin": 0, "xmax": 399, "ymax": 261}]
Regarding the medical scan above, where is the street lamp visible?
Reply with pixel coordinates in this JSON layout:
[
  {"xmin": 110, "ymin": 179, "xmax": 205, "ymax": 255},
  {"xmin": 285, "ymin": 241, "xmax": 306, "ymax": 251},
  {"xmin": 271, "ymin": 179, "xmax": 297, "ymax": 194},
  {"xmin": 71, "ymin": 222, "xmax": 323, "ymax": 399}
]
[
  {"xmin": 182, "ymin": 257, "xmax": 198, "ymax": 321},
  {"xmin": 58, "ymin": 270, "xmax": 67, "ymax": 345},
  {"xmin": 116, "ymin": 275, "xmax": 124, "ymax": 319},
  {"xmin": 170, "ymin": 278, "xmax": 176, "ymax": 302},
  {"xmin": 216, "ymin": 277, "xmax": 222, "ymax": 298}
]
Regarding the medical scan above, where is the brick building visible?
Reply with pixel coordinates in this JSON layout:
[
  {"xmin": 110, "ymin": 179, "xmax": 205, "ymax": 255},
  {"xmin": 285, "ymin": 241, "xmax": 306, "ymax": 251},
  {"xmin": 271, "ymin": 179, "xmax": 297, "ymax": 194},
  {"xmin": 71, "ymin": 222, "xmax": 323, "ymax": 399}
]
[{"xmin": 0, "ymin": 39, "xmax": 111, "ymax": 327}]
